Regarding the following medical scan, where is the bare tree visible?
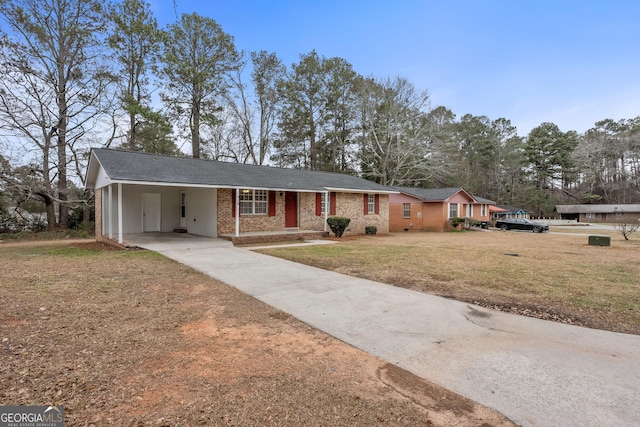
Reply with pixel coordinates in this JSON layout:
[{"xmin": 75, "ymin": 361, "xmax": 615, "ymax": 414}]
[
  {"xmin": 356, "ymin": 77, "xmax": 431, "ymax": 186},
  {"xmin": 615, "ymin": 220, "xmax": 639, "ymax": 241},
  {"xmin": 0, "ymin": 0, "xmax": 112, "ymax": 229}
]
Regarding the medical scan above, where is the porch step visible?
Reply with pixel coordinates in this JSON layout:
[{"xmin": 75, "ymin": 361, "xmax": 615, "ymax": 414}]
[{"xmin": 222, "ymin": 231, "xmax": 328, "ymax": 246}]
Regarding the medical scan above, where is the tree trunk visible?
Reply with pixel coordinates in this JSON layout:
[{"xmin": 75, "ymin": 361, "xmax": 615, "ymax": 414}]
[
  {"xmin": 57, "ymin": 43, "xmax": 69, "ymax": 229},
  {"xmin": 191, "ymin": 97, "xmax": 200, "ymax": 158}
]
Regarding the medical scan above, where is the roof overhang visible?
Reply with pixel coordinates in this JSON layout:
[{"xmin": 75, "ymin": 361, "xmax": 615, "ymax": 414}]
[{"xmin": 324, "ymin": 187, "xmax": 399, "ymax": 194}]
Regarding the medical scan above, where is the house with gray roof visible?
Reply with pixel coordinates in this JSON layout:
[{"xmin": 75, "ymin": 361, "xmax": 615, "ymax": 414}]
[
  {"xmin": 388, "ymin": 187, "xmax": 495, "ymax": 232},
  {"xmin": 556, "ymin": 204, "xmax": 640, "ymax": 223},
  {"xmin": 492, "ymin": 205, "xmax": 531, "ymax": 220},
  {"xmin": 85, "ymin": 149, "xmax": 397, "ymax": 244}
]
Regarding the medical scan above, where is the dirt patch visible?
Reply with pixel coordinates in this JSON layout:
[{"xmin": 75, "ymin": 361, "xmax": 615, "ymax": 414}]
[{"xmin": 0, "ymin": 240, "xmax": 514, "ymax": 426}]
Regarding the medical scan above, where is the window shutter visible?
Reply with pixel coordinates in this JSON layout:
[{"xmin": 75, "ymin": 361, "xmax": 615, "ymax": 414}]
[
  {"xmin": 268, "ymin": 191, "xmax": 276, "ymax": 217},
  {"xmin": 231, "ymin": 189, "xmax": 236, "ymax": 217},
  {"xmin": 315, "ymin": 193, "xmax": 322, "ymax": 216},
  {"xmin": 375, "ymin": 194, "xmax": 380, "ymax": 214},
  {"xmin": 363, "ymin": 194, "xmax": 368, "ymax": 214},
  {"xmin": 330, "ymin": 192, "xmax": 337, "ymax": 215}
]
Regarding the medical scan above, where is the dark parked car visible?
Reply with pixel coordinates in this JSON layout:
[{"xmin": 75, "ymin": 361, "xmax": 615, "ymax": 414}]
[{"xmin": 495, "ymin": 218, "xmax": 549, "ymax": 233}]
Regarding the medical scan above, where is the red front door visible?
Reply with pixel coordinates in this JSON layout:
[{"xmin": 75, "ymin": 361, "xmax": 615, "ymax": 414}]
[{"xmin": 285, "ymin": 192, "xmax": 298, "ymax": 228}]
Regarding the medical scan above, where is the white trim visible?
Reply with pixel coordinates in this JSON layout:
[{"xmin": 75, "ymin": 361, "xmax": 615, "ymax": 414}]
[
  {"xmin": 92, "ymin": 178, "xmax": 399, "ymax": 196},
  {"xmin": 448, "ymin": 203, "xmax": 459, "ymax": 219},
  {"xmin": 323, "ymin": 187, "xmax": 399, "ymax": 194}
]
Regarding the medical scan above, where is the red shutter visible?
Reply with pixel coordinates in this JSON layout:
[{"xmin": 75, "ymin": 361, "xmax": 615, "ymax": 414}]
[
  {"xmin": 315, "ymin": 193, "xmax": 322, "ymax": 216},
  {"xmin": 330, "ymin": 192, "xmax": 337, "ymax": 215},
  {"xmin": 363, "ymin": 194, "xmax": 368, "ymax": 214},
  {"xmin": 231, "ymin": 189, "xmax": 236, "ymax": 217},
  {"xmin": 375, "ymin": 194, "xmax": 380, "ymax": 214},
  {"xmin": 268, "ymin": 191, "xmax": 276, "ymax": 217}
]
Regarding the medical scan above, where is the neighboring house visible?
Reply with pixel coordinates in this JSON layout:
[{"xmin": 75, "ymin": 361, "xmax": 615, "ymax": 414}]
[
  {"xmin": 389, "ymin": 187, "xmax": 495, "ymax": 232},
  {"xmin": 85, "ymin": 149, "xmax": 397, "ymax": 244},
  {"xmin": 555, "ymin": 204, "xmax": 640, "ymax": 223},
  {"xmin": 492, "ymin": 205, "xmax": 531, "ymax": 220}
]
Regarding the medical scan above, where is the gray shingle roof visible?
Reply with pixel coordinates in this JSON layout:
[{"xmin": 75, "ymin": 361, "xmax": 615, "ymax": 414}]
[
  {"xmin": 87, "ymin": 149, "xmax": 396, "ymax": 193},
  {"xmin": 556, "ymin": 204, "xmax": 640, "ymax": 214},
  {"xmin": 393, "ymin": 186, "xmax": 469, "ymax": 201},
  {"xmin": 393, "ymin": 186, "xmax": 496, "ymax": 204}
]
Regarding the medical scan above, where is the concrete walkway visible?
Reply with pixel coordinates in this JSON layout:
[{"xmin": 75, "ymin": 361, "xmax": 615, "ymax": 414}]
[{"xmin": 127, "ymin": 233, "xmax": 640, "ymax": 427}]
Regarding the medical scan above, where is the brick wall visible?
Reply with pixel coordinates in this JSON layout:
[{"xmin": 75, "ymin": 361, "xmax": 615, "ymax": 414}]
[
  {"xmin": 389, "ymin": 201, "xmax": 424, "ymax": 232},
  {"xmin": 217, "ymin": 188, "xmax": 287, "ymax": 234},
  {"xmin": 334, "ymin": 193, "xmax": 390, "ymax": 235},
  {"xmin": 218, "ymin": 189, "xmax": 390, "ymax": 235}
]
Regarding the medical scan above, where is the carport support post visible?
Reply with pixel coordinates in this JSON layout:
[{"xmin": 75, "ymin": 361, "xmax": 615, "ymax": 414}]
[
  {"xmin": 117, "ymin": 183, "xmax": 123, "ymax": 244},
  {"xmin": 235, "ymin": 187, "xmax": 240, "ymax": 237},
  {"xmin": 107, "ymin": 184, "xmax": 112, "ymax": 240}
]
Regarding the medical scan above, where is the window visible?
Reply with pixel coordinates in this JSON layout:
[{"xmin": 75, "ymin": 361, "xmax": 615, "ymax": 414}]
[
  {"xmin": 321, "ymin": 194, "xmax": 329, "ymax": 214},
  {"xmin": 402, "ymin": 203, "xmax": 411, "ymax": 218},
  {"xmin": 368, "ymin": 194, "xmax": 375, "ymax": 214},
  {"xmin": 466, "ymin": 204, "xmax": 473, "ymax": 217},
  {"xmin": 239, "ymin": 189, "xmax": 268, "ymax": 215},
  {"xmin": 448, "ymin": 203, "xmax": 458, "ymax": 218},
  {"xmin": 481, "ymin": 204, "xmax": 487, "ymax": 216},
  {"xmin": 586, "ymin": 213, "xmax": 595, "ymax": 219}
]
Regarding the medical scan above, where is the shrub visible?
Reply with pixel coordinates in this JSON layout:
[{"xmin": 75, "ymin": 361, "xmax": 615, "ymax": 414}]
[
  {"xmin": 365, "ymin": 225, "xmax": 377, "ymax": 235},
  {"xmin": 448, "ymin": 217, "xmax": 466, "ymax": 230},
  {"xmin": 327, "ymin": 216, "xmax": 350, "ymax": 238}
]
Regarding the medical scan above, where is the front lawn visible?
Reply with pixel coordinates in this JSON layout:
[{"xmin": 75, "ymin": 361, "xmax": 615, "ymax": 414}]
[{"xmin": 259, "ymin": 229, "xmax": 640, "ymax": 335}]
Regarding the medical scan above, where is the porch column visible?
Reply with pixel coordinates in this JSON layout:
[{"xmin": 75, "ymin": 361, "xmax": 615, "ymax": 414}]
[
  {"xmin": 117, "ymin": 183, "xmax": 123, "ymax": 244},
  {"xmin": 323, "ymin": 191, "xmax": 329, "ymax": 232},
  {"xmin": 107, "ymin": 184, "xmax": 112, "ymax": 240},
  {"xmin": 235, "ymin": 187, "xmax": 240, "ymax": 237}
]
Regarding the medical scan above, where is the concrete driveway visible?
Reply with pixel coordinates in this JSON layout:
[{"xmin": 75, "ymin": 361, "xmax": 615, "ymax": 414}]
[{"xmin": 127, "ymin": 233, "xmax": 640, "ymax": 427}]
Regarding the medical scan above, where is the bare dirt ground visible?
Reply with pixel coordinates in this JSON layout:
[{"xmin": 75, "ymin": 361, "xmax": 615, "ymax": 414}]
[{"xmin": 0, "ymin": 240, "xmax": 514, "ymax": 426}]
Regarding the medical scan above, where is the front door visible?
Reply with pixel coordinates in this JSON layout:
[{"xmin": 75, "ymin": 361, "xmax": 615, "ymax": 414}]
[
  {"xmin": 284, "ymin": 191, "xmax": 298, "ymax": 228},
  {"xmin": 142, "ymin": 192, "xmax": 161, "ymax": 232}
]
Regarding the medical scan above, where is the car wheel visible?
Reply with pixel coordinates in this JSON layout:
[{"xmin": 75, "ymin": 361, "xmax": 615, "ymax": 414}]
[
  {"xmin": 500, "ymin": 224, "xmax": 508, "ymax": 231},
  {"xmin": 533, "ymin": 226, "xmax": 542, "ymax": 233}
]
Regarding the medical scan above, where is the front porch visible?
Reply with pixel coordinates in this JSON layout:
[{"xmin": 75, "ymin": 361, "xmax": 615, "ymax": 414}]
[{"xmin": 220, "ymin": 229, "xmax": 329, "ymax": 246}]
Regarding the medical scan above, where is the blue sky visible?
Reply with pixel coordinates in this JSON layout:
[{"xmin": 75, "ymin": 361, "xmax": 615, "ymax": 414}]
[{"xmin": 151, "ymin": 0, "xmax": 640, "ymax": 136}]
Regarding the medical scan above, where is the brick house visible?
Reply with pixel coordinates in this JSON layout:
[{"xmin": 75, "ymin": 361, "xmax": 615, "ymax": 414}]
[
  {"xmin": 389, "ymin": 187, "xmax": 495, "ymax": 232},
  {"xmin": 556, "ymin": 204, "xmax": 640, "ymax": 223},
  {"xmin": 85, "ymin": 149, "xmax": 396, "ymax": 245}
]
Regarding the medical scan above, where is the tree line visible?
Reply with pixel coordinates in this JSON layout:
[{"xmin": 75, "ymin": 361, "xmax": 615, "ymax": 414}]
[{"xmin": 1, "ymin": 0, "xmax": 639, "ymax": 231}]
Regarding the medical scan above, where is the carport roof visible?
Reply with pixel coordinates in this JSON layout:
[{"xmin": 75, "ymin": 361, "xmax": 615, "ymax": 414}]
[{"xmin": 86, "ymin": 148, "xmax": 397, "ymax": 194}]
